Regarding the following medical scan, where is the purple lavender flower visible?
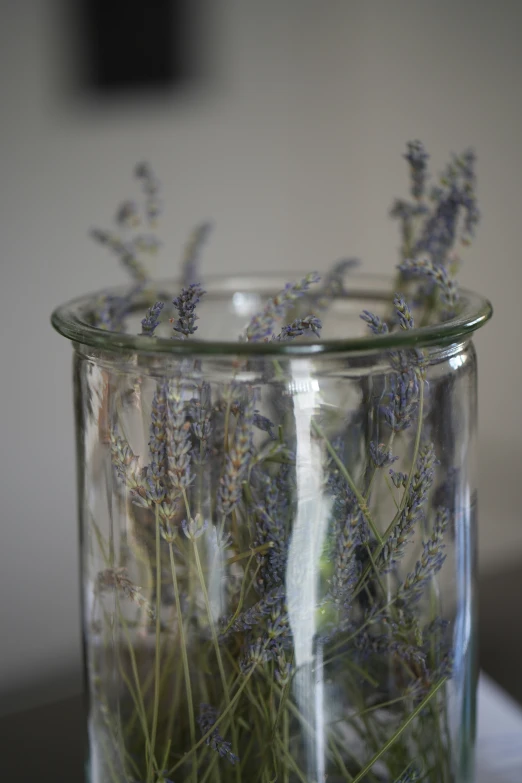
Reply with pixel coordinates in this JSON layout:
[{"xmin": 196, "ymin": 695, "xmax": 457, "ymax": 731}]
[
  {"xmin": 360, "ymin": 310, "xmax": 389, "ymax": 335},
  {"xmin": 273, "ymin": 315, "xmax": 322, "ymax": 341},
  {"xmin": 197, "ymin": 704, "xmax": 239, "ymax": 765},
  {"xmin": 181, "ymin": 514, "xmax": 208, "ymax": 541},
  {"xmin": 245, "ymin": 273, "xmax": 320, "ymax": 342},
  {"xmin": 389, "ymin": 468, "xmax": 408, "ymax": 488},
  {"xmin": 394, "ymin": 293, "xmax": 415, "ymax": 330},
  {"xmin": 110, "ymin": 431, "xmax": 138, "ymax": 480},
  {"xmin": 381, "ymin": 443, "xmax": 437, "ymax": 568},
  {"xmin": 146, "ymin": 383, "xmax": 168, "ymax": 502},
  {"xmin": 415, "ymin": 150, "xmax": 479, "ymax": 265},
  {"xmin": 220, "ymin": 586, "xmax": 286, "ymax": 640},
  {"xmin": 404, "ymin": 140, "xmax": 429, "ymax": 200},
  {"xmin": 369, "ymin": 442, "xmax": 398, "ymax": 468},
  {"xmin": 326, "ymin": 468, "xmax": 366, "ymax": 609},
  {"xmin": 240, "ymin": 637, "xmax": 273, "ymax": 673},
  {"xmin": 383, "ymin": 370, "xmax": 420, "ymax": 432},
  {"xmin": 171, "ymin": 283, "xmax": 206, "ymax": 339},
  {"xmin": 158, "ymin": 501, "xmax": 178, "ymax": 543},
  {"xmin": 217, "ymin": 391, "xmax": 256, "ymax": 516},
  {"xmin": 399, "ymin": 508, "xmax": 449, "ymax": 602},
  {"xmin": 141, "ymin": 301, "xmax": 164, "ymax": 337},
  {"xmin": 97, "ymin": 567, "xmax": 155, "ymax": 620},
  {"xmin": 354, "ymin": 632, "xmax": 427, "ymax": 676},
  {"xmin": 394, "ymin": 765, "xmax": 421, "ymax": 782},
  {"xmin": 253, "ymin": 411, "xmax": 276, "ymax": 440},
  {"xmin": 328, "ymin": 511, "xmax": 361, "ymax": 609},
  {"xmin": 181, "ymin": 222, "xmax": 213, "ymax": 287},
  {"xmin": 190, "ymin": 385, "xmax": 213, "ymax": 465},
  {"xmin": 398, "ymin": 257, "xmax": 459, "ymax": 311},
  {"xmin": 166, "ymin": 381, "xmax": 194, "ymax": 491},
  {"xmin": 253, "ymin": 465, "xmax": 291, "ymax": 592},
  {"xmin": 274, "ymin": 643, "xmax": 293, "ymax": 686}
]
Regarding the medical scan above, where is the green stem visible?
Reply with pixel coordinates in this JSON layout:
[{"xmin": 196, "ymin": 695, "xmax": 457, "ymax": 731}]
[
  {"xmin": 169, "ymin": 541, "xmax": 197, "ymax": 783},
  {"xmin": 148, "ymin": 504, "xmax": 163, "ymax": 783},
  {"xmin": 166, "ymin": 665, "xmax": 256, "ymax": 778},
  {"xmin": 353, "ymin": 375, "xmax": 425, "ymax": 598},
  {"xmin": 283, "ymin": 708, "xmax": 290, "ymax": 783},
  {"xmin": 312, "ymin": 420, "xmax": 383, "ymax": 545},
  {"xmin": 350, "ymin": 678, "xmax": 447, "ymax": 783},
  {"xmin": 274, "ymin": 736, "xmax": 308, "ymax": 783},
  {"xmin": 118, "ymin": 600, "xmax": 155, "ymax": 774},
  {"xmin": 220, "ymin": 553, "xmax": 256, "ymax": 636},
  {"xmin": 328, "ymin": 738, "xmax": 354, "ymax": 782},
  {"xmin": 225, "ymin": 542, "xmax": 273, "ymax": 566}
]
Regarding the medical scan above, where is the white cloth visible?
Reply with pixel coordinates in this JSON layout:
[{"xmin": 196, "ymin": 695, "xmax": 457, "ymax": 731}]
[{"xmin": 476, "ymin": 674, "xmax": 522, "ymax": 782}]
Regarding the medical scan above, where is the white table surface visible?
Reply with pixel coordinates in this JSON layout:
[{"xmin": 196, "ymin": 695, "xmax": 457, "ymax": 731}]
[{"xmin": 477, "ymin": 674, "xmax": 522, "ymax": 781}]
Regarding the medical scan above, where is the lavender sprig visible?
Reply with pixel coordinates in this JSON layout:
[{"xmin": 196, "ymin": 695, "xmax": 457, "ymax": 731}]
[
  {"xmin": 245, "ymin": 272, "xmax": 320, "ymax": 342},
  {"xmin": 394, "ymin": 765, "xmax": 421, "ymax": 782},
  {"xmin": 380, "ymin": 443, "xmax": 437, "ymax": 568},
  {"xmin": 171, "ymin": 283, "xmax": 206, "ymax": 339},
  {"xmin": 217, "ymin": 391, "xmax": 256, "ymax": 517},
  {"xmin": 166, "ymin": 381, "xmax": 194, "ymax": 492},
  {"xmin": 398, "ymin": 257, "xmax": 459, "ymax": 311},
  {"xmin": 404, "ymin": 140, "xmax": 430, "ymax": 200},
  {"xmin": 273, "ymin": 315, "xmax": 322, "ymax": 341},
  {"xmin": 369, "ymin": 442, "xmax": 398, "ymax": 469},
  {"xmin": 360, "ymin": 310, "xmax": 389, "ymax": 335},
  {"xmin": 97, "ymin": 568, "xmax": 155, "ymax": 620},
  {"xmin": 394, "ymin": 293, "xmax": 415, "ymax": 330},
  {"xmin": 197, "ymin": 704, "xmax": 239, "ymax": 765},
  {"xmin": 181, "ymin": 222, "xmax": 213, "ymax": 287},
  {"xmin": 354, "ymin": 632, "xmax": 427, "ymax": 675},
  {"xmin": 146, "ymin": 383, "xmax": 168, "ymax": 503},
  {"xmin": 399, "ymin": 508, "xmax": 449, "ymax": 602},
  {"xmin": 141, "ymin": 301, "xmax": 164, "ymax": 337},
  {"xmin": 253, "ymin": 465, "xmax": 291, "ymax": 592},
  {"xmin": 383, "ymin": 370, "xmax": 420, "ymax": 432},
  {"xmin": 220, "ymin": 585, "xmax": 286, "ymax": 640}
]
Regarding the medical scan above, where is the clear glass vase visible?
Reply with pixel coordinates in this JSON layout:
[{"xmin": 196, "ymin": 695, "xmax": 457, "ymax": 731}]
[{"xmin": 52, "ymin": 273, "xmax": 492, "ymax": 783}]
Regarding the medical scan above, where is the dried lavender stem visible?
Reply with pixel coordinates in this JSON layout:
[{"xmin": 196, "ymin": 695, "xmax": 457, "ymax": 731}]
[
  {"xmin": 166, "ymin": 664, "xmax": 257, "ymax": 778},
  {"xmin": 184, "ymin": 480, "xmax": 241, "ymax": 783},
  {"xmin": 169, "ymin": 541, "xmax": 197, "ymax": 783},
  {"xmin": 351, "ymin": 677, "xmax": 447, "ymax": 783},
  {"xmin": 220, "ymin": 552, "xmax": 256, "ymax": 636},
  {"xmin": 328, "ymin": 738, "xmax": 354, "ymax": 783},
  {"xmin": 254, "ymin": 663, "xmax": 352, "ymax": 777},
  {"xmin": 311, "ymin": 419, "xmax": 383, "ymax": 545},
  {"xmin": 97, "ymin": 608, "xmax": 142, "ymax": 781},
  {"xmin": 91, "ymin": 518, "xmax": 155, "ymax": 774},
  {"xmin": 147, "ymin": 505, "xmax": 163, "ymax": 783},
  {"xmin": 274, "ymin": 736, "xmax": 308, "ymax": 783},
  {"xmin": 225, "ymin": 541, "xmax": 273, "ymax": 566},
  {"xmin": 117, "ymin": 596, "xmax": 155, "ymax": 773},
  {"xmin": 99, "ymin": 732, "xmax": 122, "ymax": 783}
]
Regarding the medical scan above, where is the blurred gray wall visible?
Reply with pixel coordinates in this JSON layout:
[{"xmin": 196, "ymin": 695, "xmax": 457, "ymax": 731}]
[{"xmin": 1, "ymin": 0, "xmax": 520, "ymax": 713}]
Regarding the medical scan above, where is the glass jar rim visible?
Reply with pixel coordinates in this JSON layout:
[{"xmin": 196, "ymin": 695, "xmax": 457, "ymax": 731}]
[{"xmin": 51, "ymin": 272, "xmax": 492, "ymax": 357}]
